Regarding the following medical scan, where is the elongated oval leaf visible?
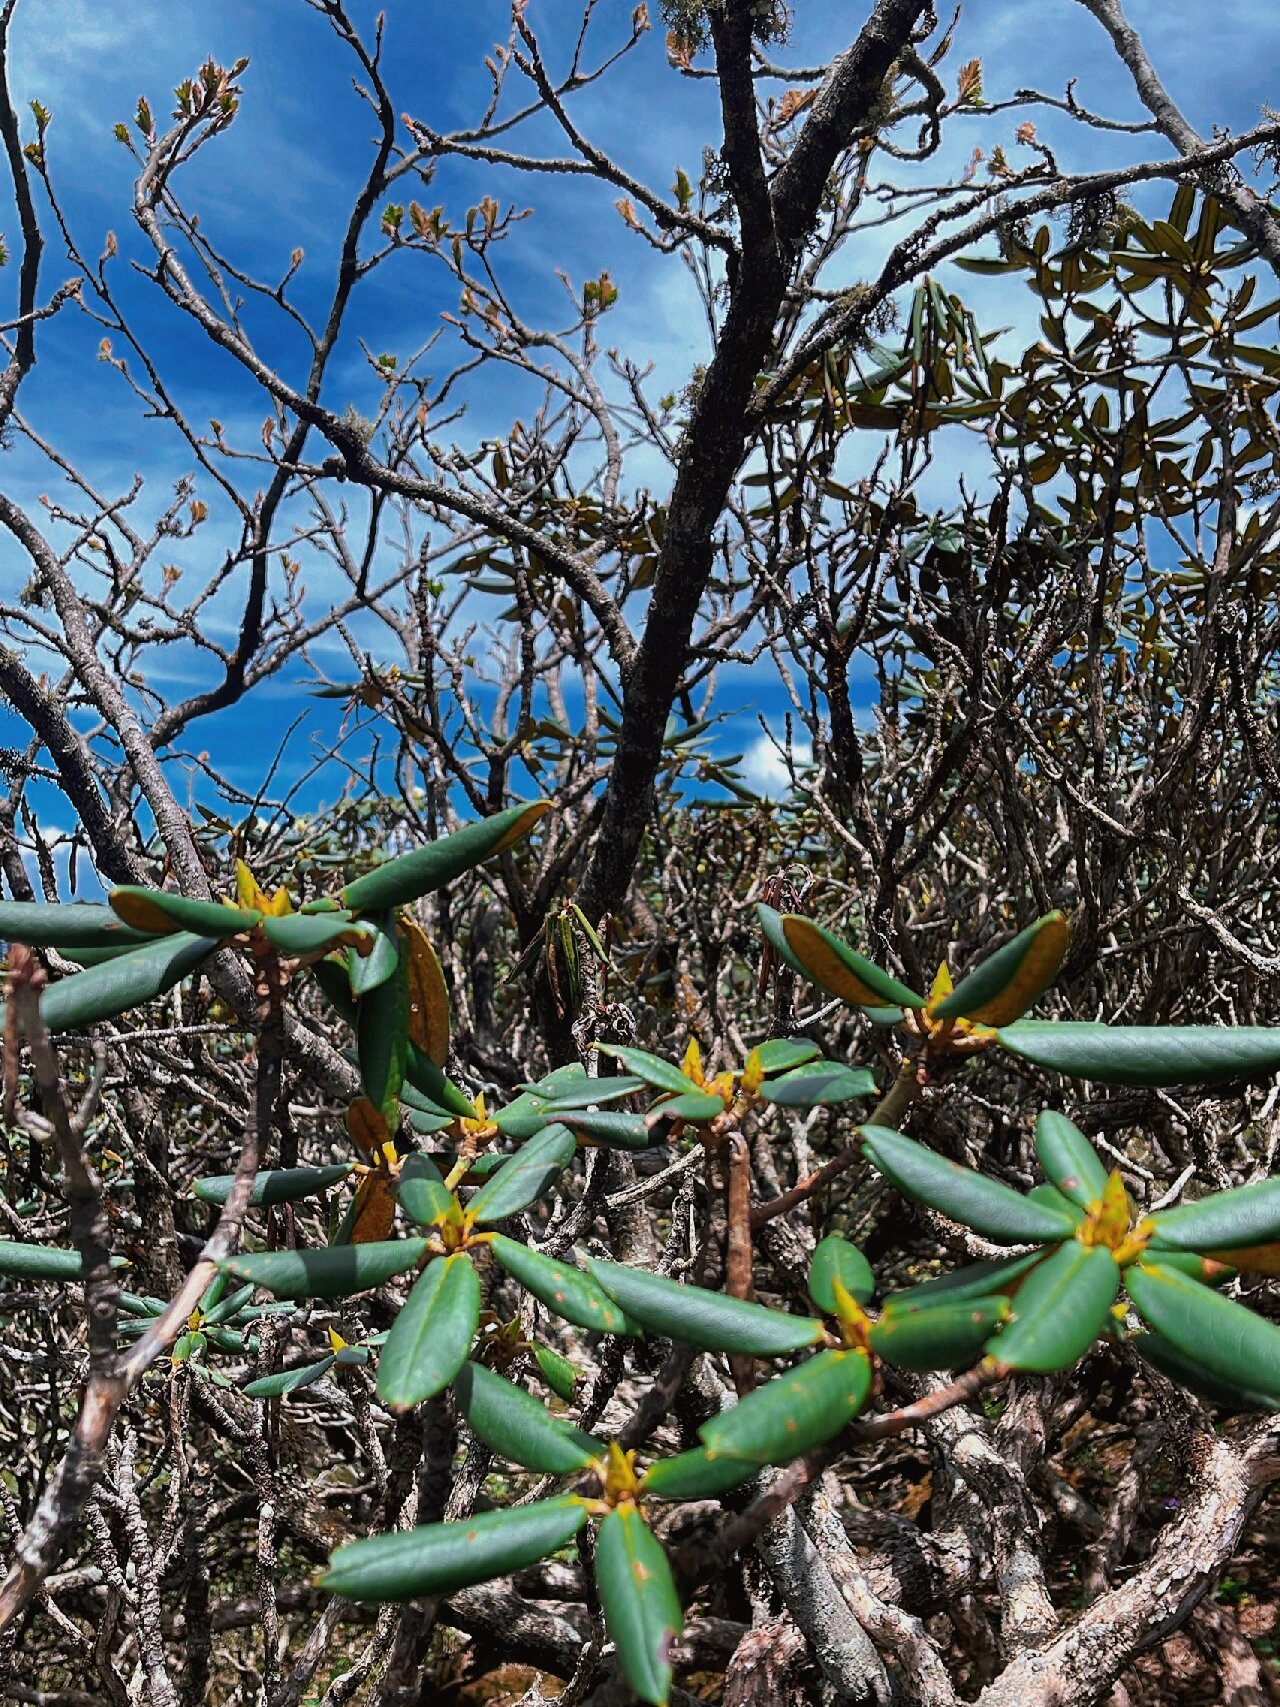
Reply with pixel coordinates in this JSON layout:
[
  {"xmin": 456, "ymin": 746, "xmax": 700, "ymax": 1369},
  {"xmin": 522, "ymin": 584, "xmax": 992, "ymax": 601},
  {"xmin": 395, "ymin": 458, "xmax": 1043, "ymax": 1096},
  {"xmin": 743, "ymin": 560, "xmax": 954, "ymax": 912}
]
[
  {"xmin": 193, "ymin": 1163, "xmax": 355, "ymax": 1208},
  {"xmin": 988, "ymin": 1242, "xmax": 1119, "ymax": 1372},
  {"xmin": 808, "ymin": 1234, "xmax": 875, "ymax": 1314},
  {"xmin": 203, "ymin": 1281, "xmax": 257, "ymax": 1326},
  {"xmin": 349, "ymin": 913, "xmax": 401, "ymax": 996},
  {"xmin": 595, "ymin": 1507, "xmax": 683, "ymax": 1707},
  {"xmin": 533, "ymin": 1344, "xmax": 581, "ymax": 1402},
  {"xmin": 340, "ymin": 801, "xmax": 551, "ymax": 913},
  {"xmin": 406, "ymin": 1042, "xmax": 478, "ymax": 1121},
  {"xmin": 397, "ymin": 1153, "xmax": 454, "ymax": 1226},
  {"xmin": 261, "ymin": 911, "xmax": 369, "ymax": 957},
  {"xmin": 654, "ymin": 1088, "xmax": 727, "ymax": 1123},
  {"xmin": 0, "ymin": 902, "xmax": 157, "ymax": 950},
  {"xmin": 320, "ymin": 1497, "xmax": 587, "ymax": 1601},
  {"xmin": 701, "ymin": 1349, "xmax": 872, "ymax": 1465},
  {"xmin": 220, "ymin": 1238, "xmax": 427, "ymax": 1300},
  {"xmin": 1133, "ymin": 1331, "xmax": 1280, "ymax": 1411},
  {"xmin": 998, "ymin": 1022, "xmax": 1280, "ymax": 1087},
  {"xmin": 753, "ymin": 1038, "xmax": 823, "ymax": 1075},
  {"xmin": 561, "ymin": 1109, "xmax": 660, "ymax": 1150},
  {"xmin": 403, "ymin": 917, "xmax": 451, "ymax": 1065},
  {"xmin": 243, "ymin": 1355, "xmax": 337, "ymax": 1398},
  {"xmin": 760, "ymin": 1062, "xmax": 876, "ymax": 1108},
  {"xmin": 1026, "ymin": 1183, "xmax": 1085, "ymax": 1223},
  {"xmin": 377, "ymin": 1253, "xmax": 480, "ymax": 1412},
  {"xmin": 1126, "ymin": 1257, "xmax": 1280, "ymax": 1399},
  {"xmin": 595, "ymin": 1044, "xmax": 695, "ymax": 1095},
  {"xmin": 860, "ymin": 1125, "xmax": 1079, "ymax": 1244},
  {"xmin": 758, "ymin": 907, "xmax": 925, "ymax": 1009},
  {"xmin": 467, "ymin": 1126, "xmax": 577, "ymax": 1226},
  {"xmin": 514, "ymin": 1075, "xmax": 647, "ymax": 1111},
  {"xmin": 585, "ymin": 1257, "xmax": 823, "ymax": 1355},
  {"xmin": 641, "ymin": 1447, "xmax": 757, "ymax": 1500},
  {"xmin": 870, "ymin": 1296, "xmax": 1008, "ymax": 1371},
  {"xmin": 933, "ymin": 912, "xmax": 1069, "ymax": 1026},
  {"xmin": 356, "ymin": 934, "xmax": 409, "ymax": 1120},
  {"xmin": 1149, "ymin": 1178, "xmax": 1280, "ymax": 1253},
  {"xmin": 109, "ymin": 886, "xmax": 259, "ymax": 938},
  {"xmin": 0, "ymin": 1241, "xmax": 126, "ymax": 1280},
  {"xmin": 1034, "ymin": 1111, "xmax": 1109, "ymax": 1208},
  {"xmin": 28, "ymin": 932, "xmax": 222, "ymax": 1033},
  {"xmin": 453, "ymin": 1361, "xmax": 604, "ymax": 1472},
  {"xmin": 490, "ymin": 1234, "xmax": 639, "ymax": 1334},
  {"xmin": 886, "ymin": 1250, "xmax": 1049, "ymax": 1309}
]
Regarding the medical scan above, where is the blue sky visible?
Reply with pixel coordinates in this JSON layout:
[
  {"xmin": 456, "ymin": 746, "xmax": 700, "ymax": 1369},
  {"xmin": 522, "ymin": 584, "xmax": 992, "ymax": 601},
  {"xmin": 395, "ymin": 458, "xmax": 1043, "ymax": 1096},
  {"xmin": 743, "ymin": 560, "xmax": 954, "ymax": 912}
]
[{"xmin": 2, "ymin": 0, "xmax": 1279, "ymax": 894}]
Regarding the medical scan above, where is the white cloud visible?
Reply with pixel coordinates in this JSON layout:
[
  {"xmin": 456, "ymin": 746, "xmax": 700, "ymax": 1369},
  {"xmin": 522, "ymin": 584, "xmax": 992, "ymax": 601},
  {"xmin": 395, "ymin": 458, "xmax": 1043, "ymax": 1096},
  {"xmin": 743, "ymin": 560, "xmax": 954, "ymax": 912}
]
[{"xmin": 739, "ymin": 731, "xmax": 813, "ymax": 800}]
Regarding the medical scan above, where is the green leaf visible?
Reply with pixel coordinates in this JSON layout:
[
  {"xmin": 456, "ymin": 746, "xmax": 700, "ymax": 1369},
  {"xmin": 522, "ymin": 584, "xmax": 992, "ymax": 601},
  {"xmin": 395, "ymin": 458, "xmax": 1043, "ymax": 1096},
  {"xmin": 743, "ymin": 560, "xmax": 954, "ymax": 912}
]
[
  {"xmin": 1148, "ymin": 1178, "xmax": 1280, "ymax": 1253},
  {"xmin": 998, "ymin": 1023, "xmax": 1280, "ymax": 1087},
  {"xmin": 511, "ymin": 1072, "xmax": 646, "ymax": 1110},
  {"xmin": 219, "ymin": 1238, "xmax": 427, "ymax": 1300},
  {"xmin": 988, "ymin": 1242, "xmax": 1118, "ymax": 1372},
  {"xmin": 870, "ymin": 1296, "xmax": 1008, "ymax": 1371},
  {"xmin": 595, "ymin": 1507, "xmax": 683, "ymax": 1707},
  {"xmin": 340, "ymin": 801, "xmax": 550, "ymax": 912},
  {"xmin": 808, "ymin": 1234, "xmax": 875, "ymax": 1313},
  {"xmin": 653, "ymin": 1088, "xmax": 727, "ymax": 1123},
  {"xmin": 1132, "ymin": 1331, "xmax": 1280, "ymax": 1411},
  {"xmin": 860, "ymin": 1125, "xmax": 1080, "ymax": 1243},
  {"xmin": 0, "ymin": 901, "xmax": 158, "ymax": 950},
  {"xmin": 349, "ymin": 912, "xmax": 401, "ymax": 996},
  {"xmin": 700, "ymin": 1349, "xmax": 872, "ymax": 1465},
  {"xmin": 466, "ymin": 1126, "xmax": 577, "ymax": 1225},
  {"xmin": 1026, "ymin": 1183, "xmax": 1086, "ymax": 1223},
  {"xmin": 193, "ymin": 1163, "xmax": 355, "ymax": 1208},
  {"xmin": 1126, "ymin": 1257, "xmax": 1280, "ymax": 1401},
  {"xmin": 260, "ymin": 911, "xmax": 370, "ymax": 957},
  {"xmin": 560, "ymin": 1109, "xmax": 660, "ymax": 1150},
  {"xmin": 641, "ymin": 1447, "xmax": 757, "ymax": 1500},
  {"xmin": 356, "ymin": 931, "xmax": 409, "ymax": 1120},
  {"xmin": 585, "ymin": 1258, "xmax": 824, "ymax": 1355},
  {"xmin": 489, "ymin": 1235, "xmax": 639, "ymax": 1334},
  {"xmin": 15, "ymin": 932, "xmax": 223, "ymax": 1033},
  {"xmin": 595, "ymin": 1044, "xmax": 695, "ymax": 1095},
  {"xmin": 757, "ymin": 906, "xmax": 925, "ymax": 1009},
  {"xmin": 397, "ymin": 1153, "xmax": 454, "ymax": 1226},
  {"xmin": 1034, "ymin": 1112, "xmax": 1109, "ymax": 1208},
  {"xmin": 453, "ymin": 1361, "xmax": 604, "ymax": 1472},
  {"xmin": 759, "ymin": 1063, "xmax": 876, "ymax": 1107},
  {"xmin": 242, "ymin": 1355, "xmax": 337, "ymax": 1398},
  {"xmin": 752, "ymin": 1038, "xmax": 823, "ymax": 1074},
  {"xmin": 376, "ymin": 1253, "xmax": 480, "ymax": 1412},
  {"xmin": 0, "ymin": 1241, "xmax": 126, "ymax": 1281},
  {"xmin": 109, "ymin": 886, "xmax": 260, "ymax": 938},
  {"xmin": 533, "ymin": 1344, "xmax": 581, "ymax": 1402},
  {"xmin": 885, "ymin": 1250, "xmax": 1049, "ymax": 1309},
  {"xmin": 203, "ymin": 1281, "xmax": 257, "ymax": 1325},
  {"xmin": 405, "ymin": 1042, "xmax": 478, "ymax": 1121},
  {"xmin": 933, "ymin": 912, "xmax": 1069, "ymax": 1026},
  {"xmin": 320, "ymin": 1497, "xmax": 588, "ymax": 1601}
]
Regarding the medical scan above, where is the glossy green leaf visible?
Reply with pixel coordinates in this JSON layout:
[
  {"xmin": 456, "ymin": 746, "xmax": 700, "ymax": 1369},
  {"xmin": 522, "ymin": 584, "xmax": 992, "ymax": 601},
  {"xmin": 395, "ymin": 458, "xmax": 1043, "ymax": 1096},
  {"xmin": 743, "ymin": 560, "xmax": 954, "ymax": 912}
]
[
  {"xmin": 886, "ymin": 1250, "xmax": 1048, "ymax": 1309},
  {"xmin": 860, "ymin": 1125, "xmax": 1079, "ymax": 1244},
  {"xmin": 641, "ymin": 1447, "xmax": 756, "ymax": 1500},
  {"xmin": 118, "ymin": 1290, "xmax": 166, "ymax": 1318},
  {"xmin": 595, "ymin": 1045, "xmax": 695, "ymax": 1095},
  {"xmin": 1126, "ymin": 1257, "xmax": 1280, "ymax": 1400},
  {"xmin": 0, "ymin": 1241, "xmax": 126, "ymax": 1280},
  {"xmin": 243, "ymin": 1355, "xmax": 337, "ymax": 1398},
  {"xmin": 356, "ymin": 934, "xmax": 409, "ymax": 1120},
  {"xmin": 349, "ymin": 913, "xmax": 401, "ymax": 996},
  {"xmin": 490, "ymin": 1235, "xmax": 639, "ymax": 1334},
  {"xmin": 933, "ymin": 911, "xmax": 1069, "ymax": 1026},
  {"xmin": 203, "ymin": 1281, "xmax": 256, "ymax": 1326},
  {"xmin": 1132, "ymin": 1331, "xmax": 1280, "ymax": 1411},
  {"xmin": 561, "ymin": 1109, "xmax": 660, "ymax": 1150},
  {"xmin": 998, "ymin": 1022, "xmax": 1280, "ymax": 1087},
  {"xmin": 533, "ymin": 1344, "xmax": 581, "ymax": 1402},
  {"xmin": 870, "ymin": 1296, "xmax": 1008, "ymax": 1371},
  {"xmin": 586, "ymin": 1258, "xmax": 824, "ymax": 1355},
  {"xmin": 595, "ymin": 1507, "xmax": 683, "ymax": 1707},
  {"xmin": 1034, "ymin": 1112, "xmax": 1109, "ymax": 1208},
  {"xmin": 1149, "ymin": 1178, "xmax": 1280, "ymax": 1253},
  {"xmin": 397, "ymin": 1153, "xmax": 454, "ymax": 1226},
  {"xmin": 700, "ymin": 1349, "xmax": 872, "ymax": 1465},
  {"xmin": 808, "ymin": 1234, "xmax": 875, "ymax": 1313},
  {"xmin": 988, "ymin": 1242, "xmax": 1119, "ymax": 1372},
  {"xmin": 453, "ymin": 1361, "xmax": 604, "ymax": 1472},
  {"xmin": 219, "ymin": 1238, "xmax": 427, "ymax": 1300},
  {"xmin": 109, "ymin": 886, "xmax": 260, "ymax": 938},
  {"xmin": 193, "ymin": 1163, "xmax": 355, "ymax": 1208},
  {"xmin": 320, "ymin": 1497, "xmax": 588, "ymax": 1601},
  {"xmin": 21, "ymin": 932, "xmax": 222, "ymax": 1033},
  {"xmin": 405, "ymin": 1043, "xmax": 478, "ymax": 1120},
  {"xmin": 759, "ymin": 1062, "xmax": 876, "ymax": 1107},
  {"xmin": 511, "ymin": 1073, "xmax": 646, "ymax": 1110},
  {"xmin": 757, "ymin": 906, "xmax": 925, "ymax": 1009},
  {"xmin": 752, "ymin": 1038, "xmax": 823, "ymax": 1074},
  {"xmin": 0, "ymin": 901, "xmax": 157, "ymax": 950},
  {"xmin": 260, "ymin": 911, "xmax": 369, "ymax": 957},
  {"xmin": 654, "ymin": 1088, "xmax": 727, "ymax": 1123},
  {"xmin": 340, "ymin": 801, "xmax": 550, "ymax": 912},
  {"xmin": 377, "ymin": 1253, "xmax": 480, "ymax": 1412},
  {"xmin": 466, "ymin": 1126, "xmax": 577, "ymax": 1225},
  {"xmin": 1026, "ymin": 1183, "xmax": 1085, "ymax": 1223}
]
